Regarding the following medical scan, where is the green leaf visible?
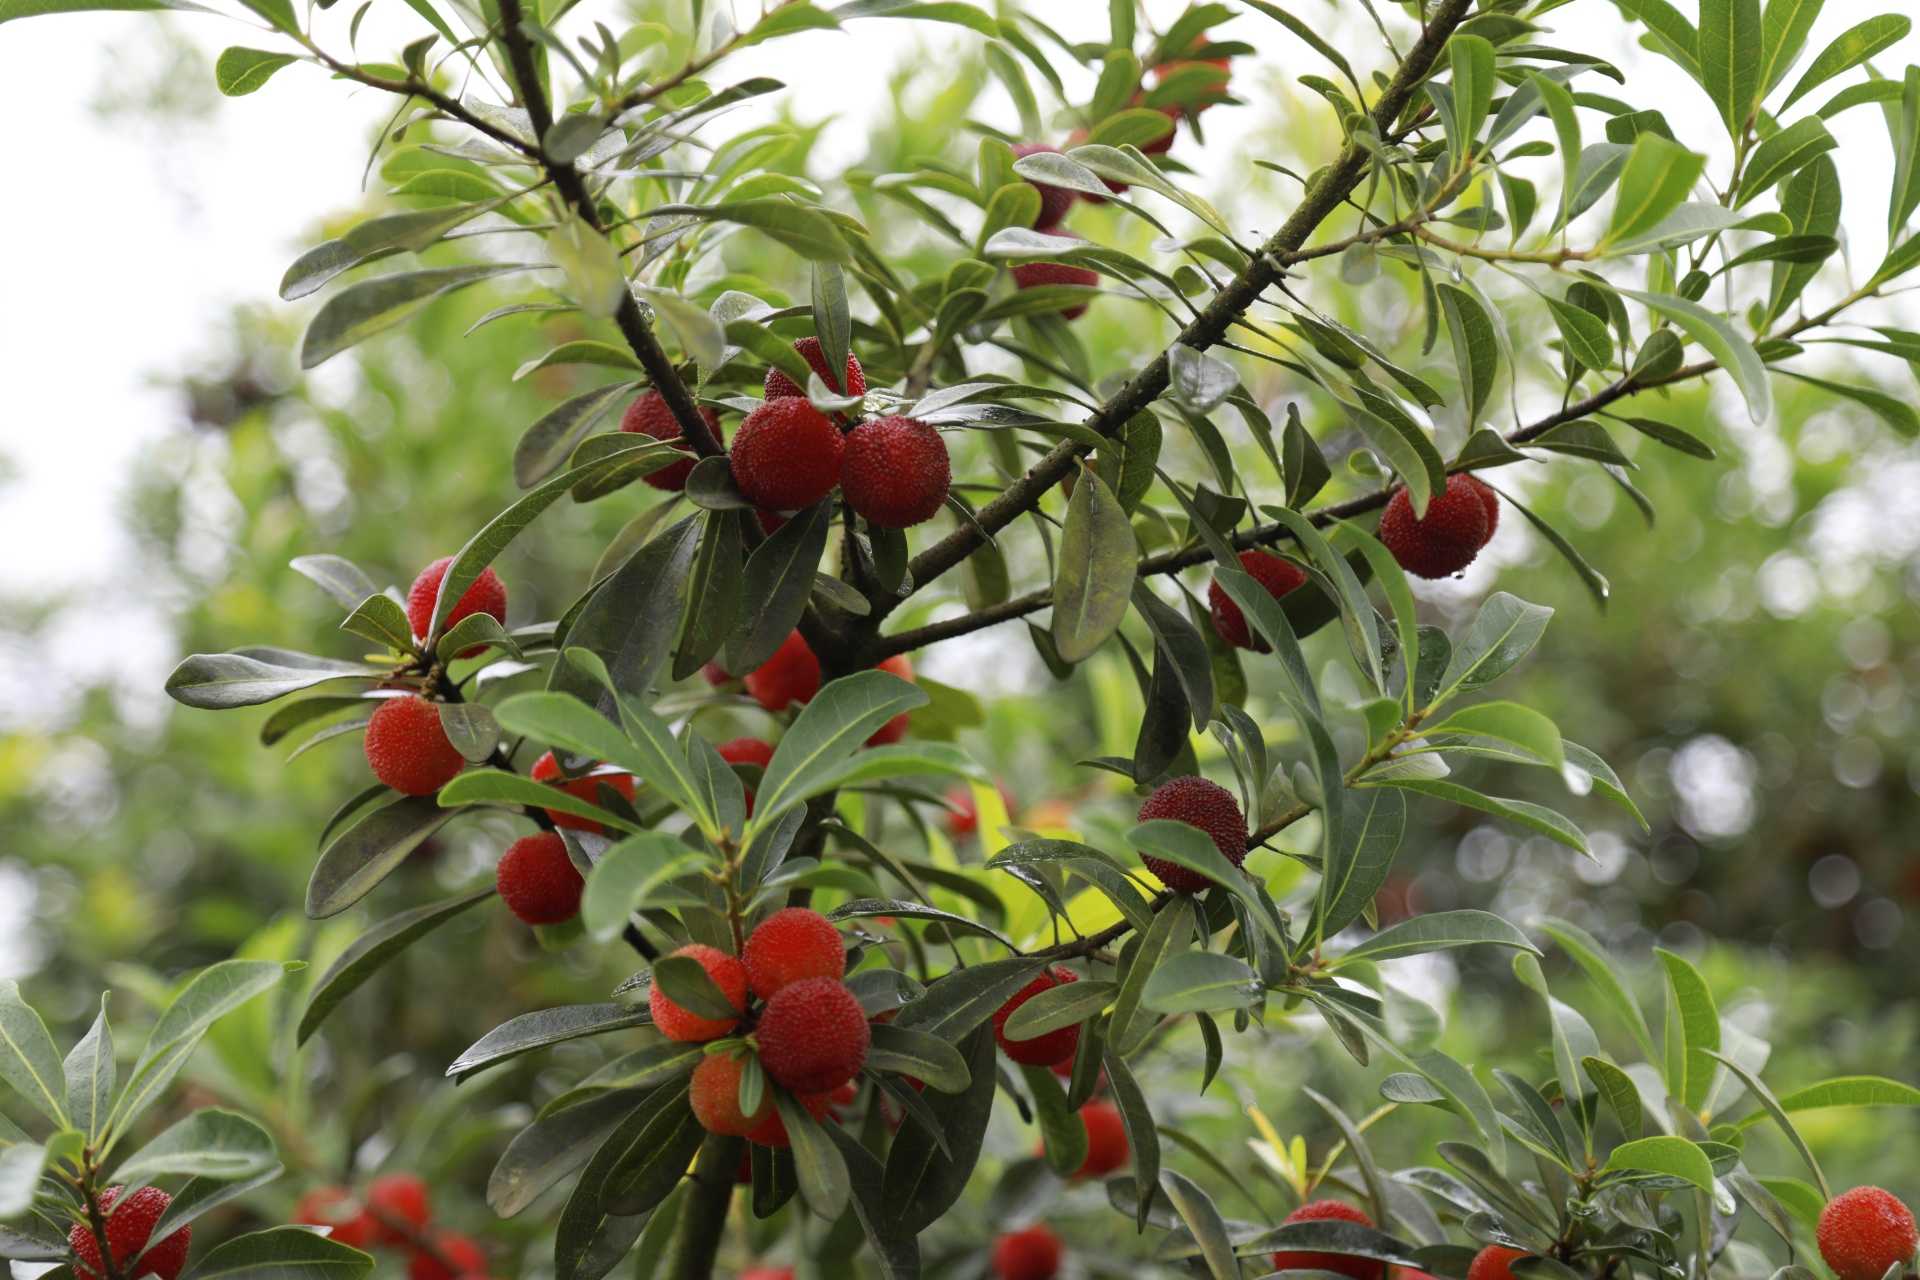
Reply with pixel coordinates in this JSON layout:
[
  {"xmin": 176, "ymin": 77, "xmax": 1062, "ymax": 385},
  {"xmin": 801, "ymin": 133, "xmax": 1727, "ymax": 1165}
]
[
  {"xmin": 450, "ymin": 1005, "xmax": 652, "ymax": 1080},
  {"xmin": 0, "ymin": 982, "xmax": 66, "ymax": 1126},
  {"xmin": 216, "ymin": 47, "xmax": 298, "ymax": 95},
  {"xmin": 881, "ymin": 1025, "xmax": 995, "ymax": 1232},
  {"xmin": 1707, "ymin": 1050, "xmax": 1829, "ymax": 1197},
  {"xmin": 1545, "ymin": 296, "xmax": 1615, "ymax": 370},
  {"xmin": 893, "ymin": 957, "xmax": 1047, "ymax": 1042},
  {"xmin": 145, "ymin": 1168, "xmax": 285, "ymax": 1259},
  {"xmin": 1333, "ymin": 910, "xmax": 1539, "ymax": 964},
  {"xmin": 489, "ymin": 1091, "xmax": 644, "ymax": 1219},
  {"xmin": 1759, "ymin": 1177, "xmax": 1827, "ymax": 1228},
  {"xmin": 739, "ymin": 0, "xmax": 839, "ymax": 41},
  {"xmin": 1368, "ymin": 779, "xmax": 1588, "ymax": 853},
  {"xmin": 115, "ymin": 1108, "xmax": 277, "ymax": 1185},
  {"xmin": 1430, "ymin": 592, "xmax": 1553, "ymax": 710},
  {"xmin": 0, "ymin": 0, "xmax": 210, "ymax": 18},
  {"xmin": 438, "ymin": 769, "xmax": 636, "ymax": 831},
  {"xmin": 1623, "ymin": 0, "xmax": 1702, "ymax": 77},
  {"xmin": 1340, "ymin": 394, "xmax": 1444, "ymax": 517},
  {"xmin": 1603, "ymin": 135, "xmax": 1708, "ymax": 249},
  {"xmin": 1103, "ymin": 1048, "xmax": 1161, "ymax": 1229},
  {"xmin": 510, "ymin": 384, "xmax": 637, "ymax": 489},
  {"xmin": 1535, "ymin": 916, "xmax": 1657, "ymax": 1060},
  {"xmin": 297, "ymin": 885, "xmax": 493, "ymax": 1044},
  {"xmin": 1017, "ymin": 1064, "xmax": 1087, "ymax": 1177},
  {"xmin": 1448, "ymin": 34, "xmax": 1498, "ymax": 165},
  {"xmin": 1699, "ymin": 0, "xmax": 1760, "ymax": 137},
  {"xmin": 658, "ymin": 199, "xmax": 851, "ymax": 263},
  {"xmin": 1161, "ymin": 1170, "xmax": 1239, "ymax": 1280},
  {"xmin": 751, "ymin": 670, "xmax": 929, "ymax": 827},
  {"xmin": 340, "ymin": 592, "xmax": 413, "ymax": 654},
  {"xmin": 63, "ymin": 998, "xmax": 112, "ymax": 1142},
  {"xmin": 493, "ymin": 691, "xmax": 709, "ymax": 834},
  {"xmin": 1240, "ymin": 0, "xmax": 1360, "ymax": 95},
  {"xmin": 305, "ymin": 794, "xmax": 462, "ymax": 918},
  {"xmin": 1780, "ymin": 371, "xmax": 1919, "ymax": 437},
  {"xmin": 1051, "ymin": 466, "xmax": 1136, "ymax": 664},
  {"xmin": 1000, "ymin": 980, "xmax": 1116, "ymax": 1041},
  {"xmin": 1140, "ymin": 952, "xmax": 1262, "ymax": 1015},
  {"xmin": 1603, "ymin": 1136, "xmax": 1716, "ymax": 1192},
  {"xmin": 180, "ymin": 1226, "xmax": 373, "ymax": 1280},
  {"xmin": 1109, "ymin": 896, "xmax": 1195, "ymax": 1057},
  {"xmin": 1619, "ymin": 287, "xmax": 1772, "ymax": 423},
  {"xmin": 1757, "ymin": 0, "xmax": 1823, "ymax": 100},
  {"xmin": 723, "ymin": 501, "xmax": 833, "ymax": 677},
  {"xmin": 1311, "ymin": 786, "xmax": 1407, "ymax": 942},
  {"xmin": 110, "ymin": 961, "xmax": 287, "ymax": 1145},
  {"xmin": 166, "ymin": 649, "xmax": 381, "ymax": 710},
  {"xmin": 1781, "ymin": 14, "xmax": 1912, "ymax": 110},
  {"xmin": 650, "ymin": 955, "xmax": 742, "ymax": 1023},
  {"xmin": 1437, "ymin": 284, "xmax": 1500, "ymax": 426},
  {"xmin": 1738, "ymin": 117, "xmax": 1837, "ymax": 205},
  {"xmin": 1772, "ymin": 1074, "xmax": 1920, "ymax": 1114},
  {"xmin": 866, "ymin": 1024, "xmax": 972, "ymax": 1093},
  {"xmin": 827, "ymin": 898, "xmax": 1013, "ymax": 948},
  {"xmin": 301, "ymin": 264, "xmax": 527, "ymax": 368},
  {"xmin": 1583, "ymin": 1056, "xmax": 1643, "ymax": 1138},
  {"xmin": 581, "ymin": 833, "xmax": 710, "ymax": 944},
  {"xmin": 1659, "ymin": 947, "xmax": 1720, "ymax": 1113},
  {"xmin": 1429, "ymin": 702, "xmax": 1564, "ymax": 769},
  {"xmin": 548, "ymin": 214, "xmax": 627, "ymax": 320}
]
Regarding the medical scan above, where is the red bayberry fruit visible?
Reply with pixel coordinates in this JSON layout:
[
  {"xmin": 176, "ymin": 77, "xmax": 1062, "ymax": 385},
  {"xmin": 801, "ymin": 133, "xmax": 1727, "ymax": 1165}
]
[
  {"xmin": 1466, "ymin": 1247, "xmax": 1529, "ymax": 1280},
  {"xmin": 744, "ymin": 631, "xmax": 821, "ymax": 712},
  {"xmin": 619, "ymin": 389, "xmax": 722, "ymax": 492},
  {"xmin": 1460, "ymin": 472, "xmax": 1500, "ymax": 543},
  {"xmin": 69, "ymin": 1187, "xmax": 189, "ymax": 1280},
  {"xmin": 993, "ymin": 1225, "xmax": 1064, "ymax": 1280},
  {"xmin": 405, "ymin": 557, "xmax": 508, "ymax": 647},
  {"xmin": 1378, "ymin": 474, "xmax": 1491, "ymax": 579},
  {"xmin": 1123, "ymin": 96, "xmax": 1182, "ymax": 153},
  {"xmin": 364, "ymin": 1172, "xmax": 430, "ymax": 1242},
  {"xmin": 495, "ymin": 831, "xmax": 585, "ymax": 925},
  {"xmin": 1136, "ymin": 775, "xmax": 1246, "ymax": 893},
  {"xmin": 841, "ymin": 417, "xmax": 951, "ymax": 529},
  {"xmin": 408, "ymin": 1233, "xmax": 487, "ymax": 1280},
  {"xmin": 718, "ymin": 737, "xmax": 776, "ymax": 815},
  {"xmin": 701, "ymin": 659, "xmax": 734, "ymax": 687},
  {"xmin": 867, "ymin": 654, "xmax": 914, "ymax": 746},
  {"xmin": 742, "ymin": 1087, "xmax": 836, "ymax": 1149},
  {"xmin": 650, "ymin": 943, "xmax": 749, "ymax": 1041},
  {"xmin": 1819, "ymin": 1187, "xmax": 1919, "ymax": 1280},
  {"xmin": 1208, "ymin": 549, "xmax": 1309, "ymax": 651},
  {"xmin": 690, "ymin": 1053, "xmax": 774, "ymax": 1137},
  {"xmin": 738, "ymin": 1268, "xmax": 796, "ymax": 1280},
  {"xmin": 732, "ymin": 398, "xmax": 845, "ymax": 513},
  {"xmin": 1076, "ymin": 1101, "xmax": 1129, "ymax": 1177},
  {"xmin": 744, "ymin": 908, "xmax": 846, "ymax": 1001},
  {"xmin": 1011, "ymin": 262, "xmax": 1100, "ymax": 320},
  {"xmin": 1010, "ymin": 143, "xmax": 1077, "ymax": 229},
  {"xmin": 756, "ymin": 977, "xmax": 870, "ymax": 1093},
  {"xmin": 992, "ymin": 966, "xmax": 1081, "ymax": 1066},
  {"xmin": 1273, "ymin": 1201, "xmax": 1384, "ymax": 1280},
  {"xmin": 946, "ymin": 785, "xmax": 981, "ymax": 837},
  {"xmin": 291, "ymin": 1187, "xmax": 376, "ymax": 1250},
  {"xmin": 365, "ymin": 696, "xmax": 466, "ymax": 796},
  {"xmin": 764, "ymin": 337, "xmax": 867, "ymax": 401},
  {"xmin": 529, "ymin": 751, "xmax": 636, "ymax": 833}
]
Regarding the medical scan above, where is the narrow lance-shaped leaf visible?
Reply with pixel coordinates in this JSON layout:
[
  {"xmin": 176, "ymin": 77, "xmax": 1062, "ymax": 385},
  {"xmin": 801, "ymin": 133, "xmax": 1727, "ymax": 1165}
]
[{"xmin": 1051, "ymin": 465, "xmax": 1136, "ymax": 663}]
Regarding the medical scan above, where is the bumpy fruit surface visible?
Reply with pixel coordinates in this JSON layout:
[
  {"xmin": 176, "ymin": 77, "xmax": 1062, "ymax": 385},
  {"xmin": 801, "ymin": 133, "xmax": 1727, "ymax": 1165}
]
[
  {"xmin": 365, "ymin": 1172, "xmax": 430, "ymax": 1242},
  {"xmin": 1011, "ymin": 262, "xmax": 1100, "ymax": 319},
  {"xmin": 1208, "ymin": 549, "xmax": 1309, "ymax": 651},
  {"xmin": 993, "ymin": 1225, "xmax": 1064, "ymax": 1280},
  {"xmin": 840, "ymin": 417, "xmax": 951, "ymax": 529},
  {"xmin": 1272, "ymin": 1201, "xmax": 1384, "ymax": 1280},
  {"xmin": 406, "ymin": 557, "xmax": 507, "ymax": 646},
  {"xmin": 992, "ymin": 966, "xmax": 1081, "ymax": 1066},
  {"xmin": 756, "ymin": 976, "xmax": 870, "ymax": 1093},
  {"xmin": 649, "ymin": 943, "xmax": 748, "ymax": 1041},
  {"xmin": 495, "ymin": 831, "xmax": 584, "ymax": 925},
  {"xmin": 1136, "ymin": 775, "xmax": 1246, "ymax": 893},
  {"xmin": 689, "ymin": 1053, "xmax": 773, "ymax": 1137},
  {"xmin": 732, "ymin": 398, "xmax": 845, "ymax": 513},
  {"xmin": 1819, "ymin": 1187, "xmax": 1919, "ymax": 1280},
  {"xmin": 742, "ymin": 1087, "xmax": 836, "ymax": 1149},
  {"xmin": 408, "ymin": 1232, "xmax": 487, "ymax": 1280},
  {"xmin": 1076, "ymin": 1101, "xmax": 1129, "ymax": 1177},
  {"xmin": 1466, "ymin": 1247, "xmax": 1529, "ymax": 1280},
  {"xmin": 764, "ymin": 337, "xmax": 867, "ymax": 401},
  {"xmin": 365, "ymin": 696, "xmax": 466, "ymax": 796},
  {"xmin": 69, "ymin": 1186, "xmax": 189, "ymax": 1280},
  {"xmin": 744, "ymin": 907, "xmax": 845, "ymax": 1000},
  {"xmin": 1010, "ymin": 143, "xmax": 1076, "ymax": 228},
  {"xmin": 866, "ymin": 654, "xmax": 914, "ymax": 746},
  {"xmin": 1378, "ymin": 474, "xmax": 1491, "ymax": 579},
  {"xmin": 619, "ymin": 389, "xmax": 722, "ymax": 491},
  {"xmin": 744, "ymin": 631, "xmax": 821, "ymax": 712},
  {"xmin": 1461, "ymin": 472, "xmax": 1500, "ymax": 542},
  {"xmin": 530, "ymin": 751, "xmax": 635, "ymax": 833},
  {"xmin": 291, "ymin": 1187, "xmax": 376, "ymax": 1250}
]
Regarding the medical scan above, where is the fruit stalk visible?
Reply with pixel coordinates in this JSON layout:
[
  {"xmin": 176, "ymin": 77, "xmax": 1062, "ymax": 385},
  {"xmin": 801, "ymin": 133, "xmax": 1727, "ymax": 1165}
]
[{"xmin": 661, "ymin": 1135, "xmax": 744, "ymax": 1280}]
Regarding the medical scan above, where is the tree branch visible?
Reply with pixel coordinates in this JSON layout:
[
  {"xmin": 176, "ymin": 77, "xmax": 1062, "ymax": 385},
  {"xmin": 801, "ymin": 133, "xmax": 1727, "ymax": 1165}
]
[{"xmin": 661, "ymin": 1134, "xmax": 742, "ymax": 1280}]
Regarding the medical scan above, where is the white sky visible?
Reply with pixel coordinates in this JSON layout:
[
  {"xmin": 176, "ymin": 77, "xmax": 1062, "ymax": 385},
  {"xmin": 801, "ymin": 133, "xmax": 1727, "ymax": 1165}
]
[{"xmin": 0, "ymin": 0, "xmax": 1915, "ymax": 600}]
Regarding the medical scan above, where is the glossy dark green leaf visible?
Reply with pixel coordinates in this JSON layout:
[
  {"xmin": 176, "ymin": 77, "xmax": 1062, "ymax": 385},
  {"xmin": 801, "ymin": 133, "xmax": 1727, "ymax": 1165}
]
[
  {"xmin": 866, "ymin": 1023, "xmax": 971, "ymax": 1093},
  {"xmin": 881, "ymin": 1025, "xmax": 996, "ymax": 1232},
  {"xmin": 552, "ymin": 515, "xmax": 702, "ymax": 702},
  {"xmin": 1140, "ymin": 952, "xmax": 1261, "ymax": 1015},
  {"xmin": 1103, "ymin": 1048, "xmax": 1160, "ymax": 1229},
  {"xmin": 723, "ymin": 500, "xmax": 833, "ymax": 675},
  {"xmin": 825, "ymin": 1124, "xmax": 920, "ymax": 1280},
  {"xmin": 751, "ymin": 670, "xmax": 929, "ymax": 826},
  {"xmin": 449, "ymin": 1004, "xmax": 650, "ymax": 1079},
  {"xmin": 600, "ymin": 1080, "xmax": 704, "ymax": 1215},
  {"xmin": 301, "ymin": 265, "xmax": 528, "ymax": 368},
  {"xmin": 109, "ymin": 961, "xmax": 286, "ymax": 1142},
  {"xmin": 1109, "ymin": 896, "xmax": 1194, "ymax": 1056},
  {"xmin": 1052, "ymin": 466, "xmax": 1136, "ymax": 663},
  {"xmin": 1437, "ymin": 284, "xmax": 1499, "ymax": 426},
  {"xmin": 298, "ymin": 884, "xmax": 493, "ymax": 1044},
  {"xmin": 179, "ymin": 1226, "xmax": 373, "ymax": 1280},
  {"xmin": 488, "ymin": 1091, "xmax": 647, "ymax": 1218}
]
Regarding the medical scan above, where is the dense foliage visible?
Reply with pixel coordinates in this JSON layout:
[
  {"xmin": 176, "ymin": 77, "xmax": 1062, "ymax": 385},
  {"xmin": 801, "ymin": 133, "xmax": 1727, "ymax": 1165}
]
[{"xmin": 10, "ymin": 1, "xmax": 1920, "ymax": 1280}]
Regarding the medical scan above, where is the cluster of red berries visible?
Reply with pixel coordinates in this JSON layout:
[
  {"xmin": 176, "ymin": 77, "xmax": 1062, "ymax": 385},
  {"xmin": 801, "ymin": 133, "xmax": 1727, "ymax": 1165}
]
[
  {"xmin": 1378, "ymin": 472, "xmax": 1501, "ymax": 580},
  {"xmin": 624, "ymin": 340, "xmax": 953, "ymax": 531},
  {"xmin": 361, "ymin": 558, "xmax": 511, "ymax": 797},
  {"xmin": 290, "ymin": 1174, "xmax": 490, "ymax": 1280},
  {"xmin": 489, "ymin": 748, "xmax": 643, "ymax": 924},
  {"xmin": 69, "ymin": 1187, "xmax": 189, "ymax": 1280},
  {"xmin": 644, "ymin": 907, "xmax": 871, "ymax": 1148}
]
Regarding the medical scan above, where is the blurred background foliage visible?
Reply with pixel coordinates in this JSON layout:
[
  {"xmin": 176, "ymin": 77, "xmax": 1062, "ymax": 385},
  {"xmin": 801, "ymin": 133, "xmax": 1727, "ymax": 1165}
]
[{"xmin": 4, "ymin": 5, "xmax": 1920, "ymax": 1276}]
